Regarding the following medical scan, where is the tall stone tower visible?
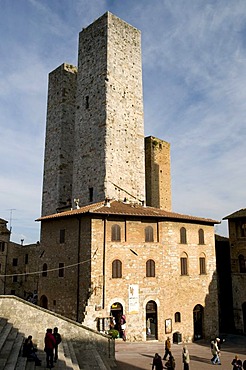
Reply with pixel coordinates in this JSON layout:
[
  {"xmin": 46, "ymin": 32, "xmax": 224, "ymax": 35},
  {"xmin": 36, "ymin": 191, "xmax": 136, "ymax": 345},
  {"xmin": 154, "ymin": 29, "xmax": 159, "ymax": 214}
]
[
  {"xmin": 145, "ymin": 136, "xmax": 172, "ymax": 211},
  {"xmin": 42, "ymin": 12, "xmax": 145, "ymax": 216},
  {"xmin": 42, "ymin": 64, "xmax": 77, "ymax": 216},
  {"xmin": 72, "ymin": 12, "xmax": 145, "ymax": 206}
]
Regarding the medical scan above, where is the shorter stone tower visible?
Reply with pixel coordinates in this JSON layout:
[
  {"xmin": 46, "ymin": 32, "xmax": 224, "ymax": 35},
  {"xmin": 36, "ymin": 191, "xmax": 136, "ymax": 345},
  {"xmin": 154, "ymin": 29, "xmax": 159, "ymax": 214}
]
[
  {"xmin": 145, "ymin": 136, "xmax": 172, "ymax": 211},
  {"xmin": 42, "ymin": 64, "xmax": 77, "ymax": 216}
]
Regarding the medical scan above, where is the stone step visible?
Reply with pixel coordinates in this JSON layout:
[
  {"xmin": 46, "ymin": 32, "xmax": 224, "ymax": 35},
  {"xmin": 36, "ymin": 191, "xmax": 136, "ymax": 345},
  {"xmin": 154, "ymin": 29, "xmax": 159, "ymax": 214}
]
[
  {"xmin": 62, "ymin": 339, "xmax": 80, "ymax": 370},
  {"xmin": 4, "ymin": 332, "xmax": 24, "ymax": 370}
]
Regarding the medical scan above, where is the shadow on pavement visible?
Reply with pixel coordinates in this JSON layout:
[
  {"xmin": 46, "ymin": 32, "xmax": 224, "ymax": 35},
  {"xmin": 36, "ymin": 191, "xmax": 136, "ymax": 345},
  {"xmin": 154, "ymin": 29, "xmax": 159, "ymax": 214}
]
[{"xmin": 116, "ymin": 360, "xmax": 153, "ymax": 370}]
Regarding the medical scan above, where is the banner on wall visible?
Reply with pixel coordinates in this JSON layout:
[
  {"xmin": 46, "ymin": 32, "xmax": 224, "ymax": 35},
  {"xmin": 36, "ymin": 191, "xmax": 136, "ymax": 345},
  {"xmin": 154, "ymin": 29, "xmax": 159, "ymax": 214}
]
[{"xmin": 128, "ymin": 284, "xmax": 139, "ymax": 314}]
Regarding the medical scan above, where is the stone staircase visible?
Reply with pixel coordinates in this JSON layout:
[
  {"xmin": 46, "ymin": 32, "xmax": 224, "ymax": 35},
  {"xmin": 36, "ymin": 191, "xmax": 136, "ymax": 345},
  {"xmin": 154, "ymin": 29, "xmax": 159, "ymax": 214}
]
[
  {"xmin": 0, "ymin": 317, "xmax": 115, "ymax": 370},
  {"xmin": 0, "ymin": 296, "xmax": 116, "ymax": 370}
]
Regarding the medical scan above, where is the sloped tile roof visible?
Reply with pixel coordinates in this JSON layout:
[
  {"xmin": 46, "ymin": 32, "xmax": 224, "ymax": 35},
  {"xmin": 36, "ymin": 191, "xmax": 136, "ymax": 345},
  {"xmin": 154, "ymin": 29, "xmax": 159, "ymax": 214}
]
[
  {"xmin": 223, "ymin": 208, "xmax": 246, "ymax": 220},
  {"xmin": 36, "ymin": 200, "xmax": 219, "ymax": 225}
]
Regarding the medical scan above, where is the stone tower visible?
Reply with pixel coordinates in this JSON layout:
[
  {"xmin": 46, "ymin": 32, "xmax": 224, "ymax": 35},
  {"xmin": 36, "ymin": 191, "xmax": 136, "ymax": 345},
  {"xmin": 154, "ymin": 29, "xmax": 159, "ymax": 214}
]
[
  {"xmin": 42, "ymin": 12, "xmax": 145, "ymax": 216},
  {"xmin": 145, "ymin": 136, "xmax": 172, "ymax": 211},
  {"xmin": 42, "ymin": 64, "xmax": 77, "ymax": 216},
  {"xmin": 72, "ymin": 12, "xmax": 145, "ymax": 206}
]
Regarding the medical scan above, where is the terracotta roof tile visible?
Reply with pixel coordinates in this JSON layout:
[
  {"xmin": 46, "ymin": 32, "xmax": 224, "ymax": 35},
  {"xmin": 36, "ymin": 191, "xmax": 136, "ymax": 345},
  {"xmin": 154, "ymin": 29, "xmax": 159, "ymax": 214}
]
[{"xmin": 36, "ymin": 200, "xmax": 219, "ymax": 225}]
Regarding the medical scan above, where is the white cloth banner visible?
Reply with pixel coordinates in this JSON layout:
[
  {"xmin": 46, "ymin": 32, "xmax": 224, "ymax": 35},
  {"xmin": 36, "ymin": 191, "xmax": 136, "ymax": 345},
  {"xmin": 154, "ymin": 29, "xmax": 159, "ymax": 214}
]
[{"xmin": 128, "ymin": 284, "xmax": 139, "ymax": 314}]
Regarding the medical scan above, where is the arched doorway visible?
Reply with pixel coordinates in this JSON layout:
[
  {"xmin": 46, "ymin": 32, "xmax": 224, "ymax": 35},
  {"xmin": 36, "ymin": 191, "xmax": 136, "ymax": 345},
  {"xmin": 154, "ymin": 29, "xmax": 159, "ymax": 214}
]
[
  {"xmin": 193, "ymin": 304, "xmax": 204, "ymax": 340},
  {"xmin": 40, "ymin": 295, "xmax": 48, "ymax": 309},
  {"xmin": 146, "ymin": 300, "xmax": 158, "ymax": 340},
  {"xmin": 110, "ymin": 302, "xmax": 124, "ymax": 337},
  {"xmin": 242, "ymin": 302, "xmax": 246, "ymax": 333}
]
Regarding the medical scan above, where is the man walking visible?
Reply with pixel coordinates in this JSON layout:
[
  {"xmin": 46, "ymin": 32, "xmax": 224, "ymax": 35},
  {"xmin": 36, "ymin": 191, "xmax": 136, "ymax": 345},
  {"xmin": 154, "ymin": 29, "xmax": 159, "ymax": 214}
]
[{"xmin": 163, "ymin": 337, "xmax": 171, "ymax": 360}]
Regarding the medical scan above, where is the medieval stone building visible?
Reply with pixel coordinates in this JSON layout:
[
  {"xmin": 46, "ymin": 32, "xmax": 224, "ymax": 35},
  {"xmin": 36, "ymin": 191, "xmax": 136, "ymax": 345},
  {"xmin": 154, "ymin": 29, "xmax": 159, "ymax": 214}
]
[
  {"xmin": 36, "ymin": 12, "xmax": 220, "ymax": 342},
  {"xmin": 0, "ymin": 218, "xmax": 41, "ymax": 300},
  {"xmin": 223, "ymin": 208, "xmax": 246, "ymax": 334}
]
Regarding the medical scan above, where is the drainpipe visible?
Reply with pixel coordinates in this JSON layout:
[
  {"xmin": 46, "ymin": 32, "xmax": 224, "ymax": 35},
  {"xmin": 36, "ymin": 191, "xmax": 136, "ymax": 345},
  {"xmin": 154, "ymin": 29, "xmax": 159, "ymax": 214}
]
[
  {"xmin": 76, "ymin": 217, "xmax": 81, "ymax": 322},
  {"xmin": 102, "ymin": 217, "xmax": 106, "ymax": 309}
]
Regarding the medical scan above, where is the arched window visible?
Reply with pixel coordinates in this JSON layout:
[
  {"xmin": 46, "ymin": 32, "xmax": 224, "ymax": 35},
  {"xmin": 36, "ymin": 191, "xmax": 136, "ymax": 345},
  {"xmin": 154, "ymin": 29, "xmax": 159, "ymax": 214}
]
[
  {"xmin": 175, "ymin": 312, "xmax": 181, "ymax": 323},
  {"xmin": 199, "ymin": 254, "xmax": 206, "ymax": 274},
  {"xmin": 180, "ymin": 252, "xmax": 188, "ymax": 275},
  {"xmin": 198, "ymin": 229, "xmax": 205, "ymax": 245},
  {"xmin": 111, "ymin": 224, "xmax": 121, "ymax": 242},
  {"xmin": 42, "ymin": 263, "xmax": 48, "ymax": 277},
  {"xmin": 146, "ymin": 259, "xmax": 155, "ymax": 277},
  {"xmin": 180, "ymin": 227, "xmax": 187, "ymax": 244},
  {"xmin": 145, "ymin": 226, "xmax": 154, "ymax": 242},
  {"xmin": 112, "ymin": 259, "xmax": 122, "ymax": 278},
  {"xmin": 239, "ymin": 254, "xmax": 246, "ymax": 273}
]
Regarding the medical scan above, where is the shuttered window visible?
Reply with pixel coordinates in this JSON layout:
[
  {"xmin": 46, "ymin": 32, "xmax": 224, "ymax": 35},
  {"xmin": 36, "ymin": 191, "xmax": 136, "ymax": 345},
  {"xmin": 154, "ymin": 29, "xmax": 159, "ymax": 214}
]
[
  {"xmin": 146, "ymin": 259, "xmax": 155, "ymax": 277},
  {"xmin": 111, "ymin": 224, "xmax": 121, "ymax": 242},
  {"xmin": 112, "ymin": 259, "xmax": 122, "ymax": 278},
  {"xmin": 145, "ymin": 226, "xmax": 154, "ymax": 242}
]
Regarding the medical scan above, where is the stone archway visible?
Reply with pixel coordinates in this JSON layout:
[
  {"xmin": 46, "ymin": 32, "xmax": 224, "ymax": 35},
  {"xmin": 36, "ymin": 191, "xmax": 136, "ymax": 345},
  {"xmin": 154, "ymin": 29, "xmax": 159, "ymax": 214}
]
[
  {"xmin": 193, "ymin": 304, "xmax": 204, "ymax": 340},
  {"xmin": 110, "ymin": 302, "xmax": 124, "ymax": 337},
  {"xmin": 146, "ymin": 300, "xmax": 158, "ymax": 340},
  {"xmin": 40, "ymin": 295, "xmax": 48, "ymax": 309}
]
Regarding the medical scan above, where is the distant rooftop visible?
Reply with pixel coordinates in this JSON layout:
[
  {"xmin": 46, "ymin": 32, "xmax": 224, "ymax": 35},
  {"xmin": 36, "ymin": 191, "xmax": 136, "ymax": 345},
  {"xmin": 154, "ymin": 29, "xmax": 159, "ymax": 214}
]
[{"xmin": 223, "ymin": 208, "xmax": 246, "ymax": 220}]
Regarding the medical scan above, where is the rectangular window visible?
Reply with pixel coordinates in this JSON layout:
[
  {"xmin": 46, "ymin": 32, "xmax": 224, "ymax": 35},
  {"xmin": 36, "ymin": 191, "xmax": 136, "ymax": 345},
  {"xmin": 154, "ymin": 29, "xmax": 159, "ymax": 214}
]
[
  {"xmin": 25, "ymin": 254, "xmax": 28, "ymax": 264},
  {"xmin": 60, "ymin": 229, "xmax": 65, "ymax": 244},
  {"xmin": 89, "ymin": 187, "xmax": 94, "ymax": 202},
  {"xmin": 13, "ymin": 258, "xmax": 18, "ymax": 266},
  {"xmin": 11, "ymin": 290, "xmax": 15, "ymax": 295},
  {"xmin": 0, "ymin": 241, "xmax": 5, "ymax": 252},
  {"xmin": 13, "ymin": 275, "xmax": 18, "ymax": 283},
  {"xmin": 58, "ymin": 263, "xmax": 64, "ymax": 277}
]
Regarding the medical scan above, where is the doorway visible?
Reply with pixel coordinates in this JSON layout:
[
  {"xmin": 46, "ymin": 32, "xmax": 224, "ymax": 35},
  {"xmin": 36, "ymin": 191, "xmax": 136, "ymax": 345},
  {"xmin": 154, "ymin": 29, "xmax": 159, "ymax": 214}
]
[
  {"xmin": 193, "ymin": 304, "xmax": 204, "ymax": 340},
  {"xmin": 146, "ymin": 300, "xmax": 158, "ymax": 340},
  {"xmin": 242, "ymin": 302, "xmax": 246, "ymax": 333},
  {"xmin": 40, "ymin": 295, "xmax": 48, "ymax": 309},
  {"xmin": 110, "ymin": 302, "xmax": 124, "ymax": 337}
]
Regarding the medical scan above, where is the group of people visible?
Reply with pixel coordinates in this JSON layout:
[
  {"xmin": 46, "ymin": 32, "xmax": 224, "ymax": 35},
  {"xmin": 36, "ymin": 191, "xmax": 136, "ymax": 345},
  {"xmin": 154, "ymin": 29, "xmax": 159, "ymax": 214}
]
[
  {"xmin": 22, "ymin": 327, "xmax": 62, "ymax": 368},
  {"xmin": 152, "ymin": 337, "xmax": 190, "ymax": 370}
]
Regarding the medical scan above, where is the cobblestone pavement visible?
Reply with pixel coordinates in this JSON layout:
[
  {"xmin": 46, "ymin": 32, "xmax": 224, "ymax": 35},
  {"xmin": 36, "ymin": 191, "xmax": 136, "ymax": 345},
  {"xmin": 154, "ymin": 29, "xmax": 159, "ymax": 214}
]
[{"xmin": 115, "ymin": 335, "xmax": 246, "ymax": 370}]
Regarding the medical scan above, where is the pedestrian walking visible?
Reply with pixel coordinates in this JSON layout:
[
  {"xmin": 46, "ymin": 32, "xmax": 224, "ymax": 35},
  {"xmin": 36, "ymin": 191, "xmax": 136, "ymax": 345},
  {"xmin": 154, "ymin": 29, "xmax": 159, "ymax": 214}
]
[
  {"xmin": 152, "ymin": 353, "xmax": 163, "ymax": 370},
  {"xmin": 163, "ymin": 336, "xmax": 171, "ymax": 360},
  {"xmin": 53, "ymin": 327, "xmax": 62, "ymax": 362},
  {"xmin": 182, "ymin": 345, "xmax": 190, "ymax": 370},
  {"xmin": 211, "ymin": 338, "xmax": 221, "ymax": 365},
  {"xmin": 44, "ymin": 328, "xmax": 56, "ymax": 368}
]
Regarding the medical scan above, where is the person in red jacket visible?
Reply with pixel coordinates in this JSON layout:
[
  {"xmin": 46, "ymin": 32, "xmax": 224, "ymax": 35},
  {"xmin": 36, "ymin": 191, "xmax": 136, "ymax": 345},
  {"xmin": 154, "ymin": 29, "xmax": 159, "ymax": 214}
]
[{"xmin": 44, "ymin": 328, "xmax": 56, "ymax": 368}]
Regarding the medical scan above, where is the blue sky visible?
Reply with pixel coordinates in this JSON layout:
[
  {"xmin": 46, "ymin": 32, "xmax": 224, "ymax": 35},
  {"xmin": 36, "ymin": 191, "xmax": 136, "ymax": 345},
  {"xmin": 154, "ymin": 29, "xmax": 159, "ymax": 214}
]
[{"xmin": 1, "ymin": 0, "xmax": 246, "ymax": 243}]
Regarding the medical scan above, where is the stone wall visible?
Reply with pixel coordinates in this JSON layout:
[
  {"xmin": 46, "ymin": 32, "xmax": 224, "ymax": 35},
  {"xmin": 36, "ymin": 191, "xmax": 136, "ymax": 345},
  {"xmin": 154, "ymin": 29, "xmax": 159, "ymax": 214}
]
[{"xmin": 0, "ymin": 295, "xmax": 114, "ymax": 358}]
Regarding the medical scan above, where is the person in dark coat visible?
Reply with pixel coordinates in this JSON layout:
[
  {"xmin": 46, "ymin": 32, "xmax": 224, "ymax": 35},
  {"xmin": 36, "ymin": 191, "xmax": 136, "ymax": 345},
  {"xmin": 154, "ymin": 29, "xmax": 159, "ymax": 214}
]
[
  {"xmin": 152, "ymin": 353, "xmax": 163, "ymax": 370},
  {"xmin": 22, "ymin": 335, "xmax": 41, "ymax": 366},
  {"xmin": 53, "ymin": 327, "xmax": 62, "ymax": 362},
  {"xmin": 44, "ymin": 328, "xmax": 56, "ymax": 368}
]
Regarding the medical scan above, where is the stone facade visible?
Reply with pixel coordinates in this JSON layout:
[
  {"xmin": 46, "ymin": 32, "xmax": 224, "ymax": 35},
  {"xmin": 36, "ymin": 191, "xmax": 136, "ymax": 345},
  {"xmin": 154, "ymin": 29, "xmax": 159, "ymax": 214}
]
[
  {"xmin": 0, "ymin": 218, "xmax": 42, "ymax": 299},
  {"xmin": 223, "ymin": 209, "xmax": 246, "ymax": 333},
  {"xmin": 145, "ymin": 136, "xmax": 172, "ymax": 210},
  {"xmin": 38, "ymin": 201, "xmax": 219, "ymax": 342}
]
